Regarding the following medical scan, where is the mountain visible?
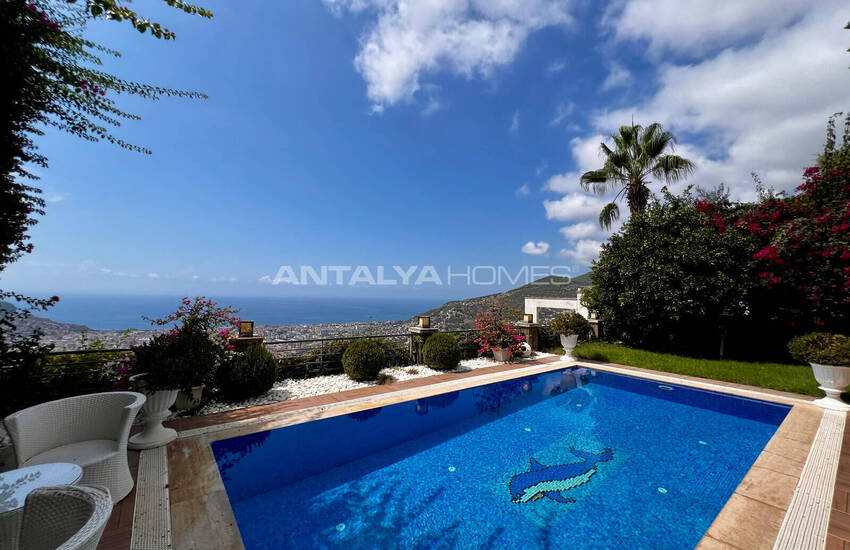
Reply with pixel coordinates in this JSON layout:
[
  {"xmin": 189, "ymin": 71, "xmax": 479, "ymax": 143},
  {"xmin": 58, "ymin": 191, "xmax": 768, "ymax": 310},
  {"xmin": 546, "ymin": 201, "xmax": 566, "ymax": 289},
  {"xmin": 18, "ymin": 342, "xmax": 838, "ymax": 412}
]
[
  {"xmin": 411, "ymin": 272, "xmax": 592, "ymax": 330},
  {"xmin": 1, "ymin": 300, "xmax": 90, "ymax": 338}
]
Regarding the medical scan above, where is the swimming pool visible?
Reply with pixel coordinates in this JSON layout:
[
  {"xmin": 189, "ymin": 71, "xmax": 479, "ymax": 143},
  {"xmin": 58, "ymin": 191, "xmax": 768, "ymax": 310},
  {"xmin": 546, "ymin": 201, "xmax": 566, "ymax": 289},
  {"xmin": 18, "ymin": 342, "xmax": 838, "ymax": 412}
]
[{"xmin": 212, "ymin": 367, "xmax": 790, "ymax": 549}]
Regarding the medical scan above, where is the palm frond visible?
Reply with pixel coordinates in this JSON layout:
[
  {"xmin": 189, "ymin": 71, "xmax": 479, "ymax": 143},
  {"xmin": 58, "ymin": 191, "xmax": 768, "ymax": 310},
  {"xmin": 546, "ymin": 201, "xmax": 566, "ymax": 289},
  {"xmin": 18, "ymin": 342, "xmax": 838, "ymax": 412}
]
[
  {"xmin": 643, "ymin": 131, "xmax": 676, "ymax": 158},
  {"xmin": 580, "ymin": 169, "xmax": 609, "ymax": 194},
  {"xmin": 598, "ymin": 202, "xmax": 620, "ymax": 230},
  {"xmin": 652, "ymin": 155, "xmax": 696, "ymax": 183}
]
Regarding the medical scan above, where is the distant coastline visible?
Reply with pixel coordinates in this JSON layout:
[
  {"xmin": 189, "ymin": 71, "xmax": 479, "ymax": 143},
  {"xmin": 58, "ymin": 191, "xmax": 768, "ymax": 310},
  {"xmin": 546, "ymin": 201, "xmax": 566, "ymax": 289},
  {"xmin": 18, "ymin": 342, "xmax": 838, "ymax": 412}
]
[
  {"xmin": 41, "ymin": 295, "xmax": 441, "ymax": 330},
  {"xmin": 15, "ymin": 273, "xmax": 589, "ymax": 350},
  {"xmin": 41, "ymin": 320, "xmax": 415, "ymax": 351}
]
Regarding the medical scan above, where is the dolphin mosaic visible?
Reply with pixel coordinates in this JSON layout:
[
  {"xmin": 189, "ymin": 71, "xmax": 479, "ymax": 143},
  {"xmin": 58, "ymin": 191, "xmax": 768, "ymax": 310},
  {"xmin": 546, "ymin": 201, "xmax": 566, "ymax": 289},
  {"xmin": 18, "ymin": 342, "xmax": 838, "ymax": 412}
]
[{"xmin": 508, "ymin": 447, "xmax": 614, "ymax": 503}]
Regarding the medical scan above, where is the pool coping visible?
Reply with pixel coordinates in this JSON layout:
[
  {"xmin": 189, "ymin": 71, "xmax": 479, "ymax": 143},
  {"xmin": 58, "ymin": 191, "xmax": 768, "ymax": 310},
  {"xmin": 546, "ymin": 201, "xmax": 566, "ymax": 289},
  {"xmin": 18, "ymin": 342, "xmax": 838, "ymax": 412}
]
[{"xmin": 138, "ymin": 359, "xmax": 839, "ymax": 550}]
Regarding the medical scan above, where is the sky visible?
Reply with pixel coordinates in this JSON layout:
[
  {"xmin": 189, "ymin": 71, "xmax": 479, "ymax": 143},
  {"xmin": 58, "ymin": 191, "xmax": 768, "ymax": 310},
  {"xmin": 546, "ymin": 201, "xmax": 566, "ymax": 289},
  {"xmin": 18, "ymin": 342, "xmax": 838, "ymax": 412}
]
[{"xmin": 5, "ymin": 0, "xmax": 849, "ymax": 301}]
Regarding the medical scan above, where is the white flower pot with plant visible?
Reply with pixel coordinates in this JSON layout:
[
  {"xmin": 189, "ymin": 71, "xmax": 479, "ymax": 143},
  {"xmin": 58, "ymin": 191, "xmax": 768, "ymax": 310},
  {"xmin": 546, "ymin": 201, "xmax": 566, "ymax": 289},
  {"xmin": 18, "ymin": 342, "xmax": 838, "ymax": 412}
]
[
  {"xmin": 789, "ymin": 333, "xmax": 850, "ymax": 411},
  {"xmin": 550, "ymin": 312, "xmax": 592, "ymax": 359},
  {"xmin": 174, "ymin": 385, "xmax": 205, "ymax": 411},
  {"xmin": 127, "ymin": 373, "xmax": 178, "ymax": 450},
  {"xmin": 492, "ymin": 348, "xmax": 512, "ymax": 362},
  {"xmin": 128, "ymin": 319, "xmax": 221, "ymax": 449},
  {"xmin": 474, "ymin": 300, "xmax": 527, "ymax": 363}
]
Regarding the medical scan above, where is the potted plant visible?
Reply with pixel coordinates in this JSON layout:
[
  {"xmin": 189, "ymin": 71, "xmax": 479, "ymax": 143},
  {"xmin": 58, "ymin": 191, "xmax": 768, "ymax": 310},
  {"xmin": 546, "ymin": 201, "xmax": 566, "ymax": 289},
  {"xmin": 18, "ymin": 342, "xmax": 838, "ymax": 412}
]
[
  {"xmin": 143, "ymin": 297, "xmax": 239, "ymax": 411},
  {"xmin": 128, "ymin": 322, "xmax": 220, "ymax": 449},
  {"xmin": 788, "ymin": 332, "xmax": 850, "ymax": 411},
  {"xmin": 550, "ymin": 312, "xmax": 592, "ymax": 358},
  {"xmin": 474, "ymin": 301, "xmax": 526, "ymax": 362}
]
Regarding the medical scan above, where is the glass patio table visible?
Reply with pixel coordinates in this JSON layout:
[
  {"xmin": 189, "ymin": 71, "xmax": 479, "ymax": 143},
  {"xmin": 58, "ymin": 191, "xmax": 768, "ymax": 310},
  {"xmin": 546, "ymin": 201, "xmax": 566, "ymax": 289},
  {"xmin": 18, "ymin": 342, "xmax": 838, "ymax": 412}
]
[{"xmin": 0, "ymin": 462, "xmax": 83, "ymax": 548}]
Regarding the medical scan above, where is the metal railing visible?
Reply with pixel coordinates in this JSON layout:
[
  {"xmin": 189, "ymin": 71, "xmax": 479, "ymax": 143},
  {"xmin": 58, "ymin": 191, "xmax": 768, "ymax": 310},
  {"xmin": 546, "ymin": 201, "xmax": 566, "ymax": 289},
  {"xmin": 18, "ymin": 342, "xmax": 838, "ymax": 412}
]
[
  {"xmin": 264, "ymin": 333, "xmax": 413, "ymax": 379},
  {"xmin": 1, "ymin": 325, "xmax": 536, "ymax": 413}
]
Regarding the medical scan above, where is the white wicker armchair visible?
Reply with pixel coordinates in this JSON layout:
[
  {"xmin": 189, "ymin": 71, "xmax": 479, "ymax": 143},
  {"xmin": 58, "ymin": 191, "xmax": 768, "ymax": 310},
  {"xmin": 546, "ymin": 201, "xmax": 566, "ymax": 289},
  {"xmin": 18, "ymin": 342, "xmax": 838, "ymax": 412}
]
[
  {"xmin": 3, "ymin": 392, "xmax": 145, "ymax": 503},
  {"xmin": 17, "ymin": 485, "xmax": 112, "ymax": 550}
]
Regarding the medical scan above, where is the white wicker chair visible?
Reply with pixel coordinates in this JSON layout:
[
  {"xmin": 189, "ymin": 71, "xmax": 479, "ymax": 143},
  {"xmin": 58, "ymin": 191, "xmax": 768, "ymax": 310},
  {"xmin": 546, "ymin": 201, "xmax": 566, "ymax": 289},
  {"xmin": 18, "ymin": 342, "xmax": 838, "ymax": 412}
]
[
  {"xmin": 17, "ymin": 485, "xmax": 112, "ymax": 550},
  {"xmin": 3, "ymin": 392, "xmax": 145, "ymax": 503}
]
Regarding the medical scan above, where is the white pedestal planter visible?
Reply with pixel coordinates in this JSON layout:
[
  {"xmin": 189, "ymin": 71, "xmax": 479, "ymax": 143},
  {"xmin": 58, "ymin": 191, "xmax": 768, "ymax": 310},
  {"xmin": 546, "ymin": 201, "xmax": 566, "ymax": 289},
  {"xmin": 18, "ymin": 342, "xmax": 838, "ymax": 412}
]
[
  {"xmin": 560, "ymin": 334, "xmax": 578, "ymax": 358},
  {"xmin": 175, "ymin": 385, "xmax": 204, "ymax": 412},
  {"xmin": 128, "ymin": 374, "xmax": 178, "ymax": 450},
  {"xmin": 492, "ymin": 348, "xmax": 511, "ymax": 362},
  {"xmin": 810, "ymin": 363, "xmax": 850, "ymax": 411}
]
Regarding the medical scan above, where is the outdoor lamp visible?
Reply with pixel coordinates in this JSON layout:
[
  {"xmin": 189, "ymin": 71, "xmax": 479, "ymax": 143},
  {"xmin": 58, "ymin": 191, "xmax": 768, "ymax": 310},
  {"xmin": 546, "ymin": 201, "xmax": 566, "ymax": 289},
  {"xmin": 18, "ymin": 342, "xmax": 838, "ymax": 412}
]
[
  {"xmin": 418, "ymin": 316, "xmax": 431, "ymax": 328},
  {"xmin": 239, "ymin": 320, "xmax": 255, "ymax": 337},
  {"xmin": 523, "ymin": 313, "xmax": 534, "ymax": 323},
  {"xmin": 589, "ymin": 311, "xmax": 598, "ymax": 320}
]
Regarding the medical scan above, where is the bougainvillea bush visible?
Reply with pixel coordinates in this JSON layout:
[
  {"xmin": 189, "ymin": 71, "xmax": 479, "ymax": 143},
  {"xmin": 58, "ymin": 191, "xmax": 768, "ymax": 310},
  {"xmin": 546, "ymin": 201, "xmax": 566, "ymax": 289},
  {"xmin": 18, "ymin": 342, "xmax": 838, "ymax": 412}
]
[
  {"xmin": 733, "ymin": 167, "xmax": 850, "ymax": 335},
  {"xmin": 474, "ymin": 300, "xmax": 526, "ymax": 357}
]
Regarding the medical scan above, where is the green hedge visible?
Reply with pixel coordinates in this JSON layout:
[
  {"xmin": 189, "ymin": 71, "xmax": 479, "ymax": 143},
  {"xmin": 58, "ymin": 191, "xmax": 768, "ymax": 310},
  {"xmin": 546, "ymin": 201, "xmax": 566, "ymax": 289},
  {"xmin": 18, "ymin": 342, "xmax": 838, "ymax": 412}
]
[
  {"xmin": 216, "ymin": 345, "xmax": 279, "ymax": 401},
  {"xmin": 342, "ymin": 339, "xmax": 387, "ymax": 381},
  {"xmin": 423, "ymin": 333, "xmax": 460, "ymax": 371}
]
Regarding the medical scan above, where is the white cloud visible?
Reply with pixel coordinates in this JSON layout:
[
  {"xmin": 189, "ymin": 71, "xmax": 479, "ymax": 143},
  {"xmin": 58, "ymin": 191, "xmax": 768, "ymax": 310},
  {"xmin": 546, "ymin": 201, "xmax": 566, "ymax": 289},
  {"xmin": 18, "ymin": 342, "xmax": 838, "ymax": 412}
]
[
  {"xmin": 545, "ymin": 58, "xmax": 567, "ymax": 76},
  {"xmin": 515, "ymin": 183, "xmax": 530, "ymax": 197},
  {"xmin": 543, "ymin": 135, "xmax": 604, "ymax": 193},
  {"xmin": 147, "ymin": 273, "xmax": 160, "ymax": 279},
  {"xmin": 100, "ymin": 268, "xmax": 112, "ymax": 274},
  {"xmin": 543, "ymin": 192, "xmax": 608, "ymax": 222},
  {"xmin": 326, "ymin": 0, "xmax": 574, "ymax": 110},
  {"xmin": 559, "ymin": 222, "xmax": 603, "ymax": 241},
  {"xmin": 549, "ymin": 102, "xmax": 575, "ymax": 126},
  {"xmin": 258, "ymin": 275, "xmax": 272, "ymax": 283},
  {"xmin": 593, "ymin": 1, "xmax": 849, "ymax": 199},
  {"xmin": 191, "ymin": 274, "xmax": 199, "ymax": 280},
  {"xmin": 535, "ymin": 161, "xmax": 548, "ymax": 177},
  {"xmin": 558, "ymin": 239, "xmax": 602, "ymax": 266},
  {"xmin": 211, "ymin": 277, "xmax": 239, "ymax": 283},
  {"xmin": 610, "ymin": 0, "xmax": 814, "ymax": 57},
  {"xmin": 421, "ymin": 95, "xmax": 441, "ymax": 116},
  {"xmin": 510, "ymin": 110, "xmax": 520, "ymax": 133},
  {"xmin": 44, "ymin": 192, "xmax": 70, "ymax": 203},
  {"xmin": 601, "ymin": 62, "xmax": 632, "ymax": 90},
  {"xmin": 521, "ymin": 241, "xmax": 550, "ymax": 255}
]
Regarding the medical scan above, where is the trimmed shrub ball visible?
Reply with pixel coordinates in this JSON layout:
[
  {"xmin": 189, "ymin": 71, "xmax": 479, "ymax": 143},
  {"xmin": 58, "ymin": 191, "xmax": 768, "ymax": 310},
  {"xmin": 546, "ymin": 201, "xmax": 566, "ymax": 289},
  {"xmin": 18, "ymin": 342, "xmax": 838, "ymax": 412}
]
[
  {"xmin": 216, "ymin": 344, "xmax": 279, "ymax": 401},
  {"xmin": 342, "ymin": 339, "xmax": 387, "ymax": 381},
  {"xmin": 423, "ymin": 333, "xmax": 461, "ymax": 371}
]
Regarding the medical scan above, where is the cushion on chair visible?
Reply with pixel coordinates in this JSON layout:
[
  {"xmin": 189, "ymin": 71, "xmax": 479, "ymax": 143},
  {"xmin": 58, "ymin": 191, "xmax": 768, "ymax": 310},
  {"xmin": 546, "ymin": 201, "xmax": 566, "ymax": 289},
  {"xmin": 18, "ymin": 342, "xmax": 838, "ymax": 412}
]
[{"xmin": 23, "ymin": 440, "xmax": 118, "ymax": 468}]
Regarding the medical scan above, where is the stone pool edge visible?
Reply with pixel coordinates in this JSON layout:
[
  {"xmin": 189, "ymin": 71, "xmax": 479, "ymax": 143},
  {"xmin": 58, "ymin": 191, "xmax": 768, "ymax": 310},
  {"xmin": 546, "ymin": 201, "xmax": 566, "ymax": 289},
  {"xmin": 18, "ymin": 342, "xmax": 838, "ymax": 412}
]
[{"xmin": 140, "ymin": 359, "xmax": 834, "ymax": 550}]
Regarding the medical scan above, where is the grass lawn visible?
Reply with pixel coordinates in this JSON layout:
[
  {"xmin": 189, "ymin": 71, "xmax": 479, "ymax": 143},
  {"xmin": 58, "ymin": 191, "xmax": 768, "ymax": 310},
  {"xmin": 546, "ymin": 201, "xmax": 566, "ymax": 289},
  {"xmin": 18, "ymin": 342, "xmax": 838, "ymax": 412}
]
[{"xmin": 544, "ymin": 342, "xmax": 822, "ymax": 397}]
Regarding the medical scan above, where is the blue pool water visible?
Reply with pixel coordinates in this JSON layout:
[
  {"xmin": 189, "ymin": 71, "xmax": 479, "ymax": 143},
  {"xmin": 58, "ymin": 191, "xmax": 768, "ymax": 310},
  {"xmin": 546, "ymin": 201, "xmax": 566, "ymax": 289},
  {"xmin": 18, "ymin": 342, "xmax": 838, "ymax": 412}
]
[{"xmin": 212, "ymin": 368, "xmax": 790, "ymax": 549}]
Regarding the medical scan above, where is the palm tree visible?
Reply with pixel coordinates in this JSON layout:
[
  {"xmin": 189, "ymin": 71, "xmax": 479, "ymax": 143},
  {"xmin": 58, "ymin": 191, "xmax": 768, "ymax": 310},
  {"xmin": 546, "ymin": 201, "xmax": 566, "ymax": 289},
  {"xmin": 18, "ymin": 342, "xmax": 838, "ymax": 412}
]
[{"xmin": 580, "ymin": 122, "xmax": 695, "ymax": 229}]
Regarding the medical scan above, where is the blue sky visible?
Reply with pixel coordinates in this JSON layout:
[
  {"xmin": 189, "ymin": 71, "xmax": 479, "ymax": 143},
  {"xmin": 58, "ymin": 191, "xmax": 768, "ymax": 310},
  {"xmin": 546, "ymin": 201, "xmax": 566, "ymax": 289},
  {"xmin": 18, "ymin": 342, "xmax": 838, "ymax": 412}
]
[{"xmin": 5, "ymin": 0, "xmax": 849, "ymax": 300}]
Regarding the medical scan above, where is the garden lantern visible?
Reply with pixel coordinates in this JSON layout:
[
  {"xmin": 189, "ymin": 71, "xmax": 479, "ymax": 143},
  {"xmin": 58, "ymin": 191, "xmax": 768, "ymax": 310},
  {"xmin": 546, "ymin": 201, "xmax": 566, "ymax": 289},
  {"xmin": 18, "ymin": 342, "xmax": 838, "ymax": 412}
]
[
  {"xmin": 523, "ymin": 313, "xmax": 534, "ymax": 323},
  {"xmin": 239, "ymin": 320, "xmax": 255, "ymax": 337},
  {"xmin": 418, "ymin": 316, "xmax": 431, "ymax": 329}
]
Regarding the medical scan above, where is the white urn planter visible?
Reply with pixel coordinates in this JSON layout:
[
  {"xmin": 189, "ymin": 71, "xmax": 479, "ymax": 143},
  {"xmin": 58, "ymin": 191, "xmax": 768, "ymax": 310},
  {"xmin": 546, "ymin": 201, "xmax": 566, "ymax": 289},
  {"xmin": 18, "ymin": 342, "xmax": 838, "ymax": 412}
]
[
  {"xmin": 174, "ymin": 384, "xmax": 205, "ymax": 412},
  {"xmin": 560, "ymin": 334, "xmax": 579, "ymax": 358},
  {"xmin": 810, "ymin": 363, "xmax": 850, "ymax": 411},
  {"xmin": 492, "ymin": 348, "xmax": 512, "ymax": 362},
  {"xmin": 128, "ymin": 374, "xmax": 178, "ymax": 450},
  {"xmin": 518, "ymin": 342, "xmax": 533, "ymax": 358}
]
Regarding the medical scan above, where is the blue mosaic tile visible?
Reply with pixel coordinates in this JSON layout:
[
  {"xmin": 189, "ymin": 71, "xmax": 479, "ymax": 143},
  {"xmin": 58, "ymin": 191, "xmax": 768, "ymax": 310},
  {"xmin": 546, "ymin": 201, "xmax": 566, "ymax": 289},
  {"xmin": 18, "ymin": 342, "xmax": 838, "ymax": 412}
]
[{"xmin": 212, "ymin": 367, "xmax": 789, "ymax": 549}]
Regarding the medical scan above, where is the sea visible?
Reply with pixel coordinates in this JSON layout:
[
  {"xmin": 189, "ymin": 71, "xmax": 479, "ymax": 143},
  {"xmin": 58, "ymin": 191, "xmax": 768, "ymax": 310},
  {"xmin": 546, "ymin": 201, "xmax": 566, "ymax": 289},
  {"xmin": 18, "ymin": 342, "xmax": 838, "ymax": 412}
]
[{"xmin": 43, "ymin": 295, "xmax": 442, "ymax": 331}]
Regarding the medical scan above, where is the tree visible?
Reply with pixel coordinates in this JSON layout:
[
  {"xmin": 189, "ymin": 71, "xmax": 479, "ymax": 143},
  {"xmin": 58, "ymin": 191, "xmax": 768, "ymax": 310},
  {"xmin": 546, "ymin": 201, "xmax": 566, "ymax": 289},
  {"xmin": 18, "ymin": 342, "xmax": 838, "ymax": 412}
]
[
  {"xmin": 586, "ymin": 188, "xmax": 756, "ymax": 355},
  {"xmin": 818, "ymin": 112, "xmax": 850, "ymax": 173},
  {"xmin": 0, "ymin": 0, "xmax": 210, "ymax": 359},
  {"xmin": 1, "ymin": 0, "xmax": 211, "ymax": 275},
  {"xmin": 580, "ymin": 123, "xmax": 695, "ymax": 229}
]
